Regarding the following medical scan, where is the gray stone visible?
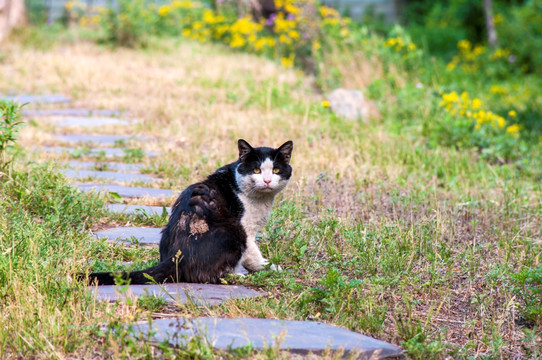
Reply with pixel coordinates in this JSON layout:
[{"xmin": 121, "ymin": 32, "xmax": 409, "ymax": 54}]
[
  {"xmin": 22, "ymin": 109, "xmax": 121, "ymax": 117},
  {"xmin": 129, "ymin": 317, "xmax": 403, "ymax": 358},
  {"xmin": 54, "ymin": 116, "xmax": 137, "ymax": 127},
  {"xmin": 40, "ymin": 146, "xmax": 160, "ymax": 158},
  {"xmin": 106, "ymin": 204, "xmax": 171, "ymax": 216},
  {"xmin": 94, "ymin": 226, "xmax": 162, "ymax": 245},
  {"xmin": 327, "ymin": 88, "xmax": 377, "ymax": 121},
  {"xmin": 1, "ymin": 94, "xmax": 71, "ymax": 104},
  {"xmin": 60, "ymin": 160, "xmax": 145, "ymax": 172},
  {"xmin": 54, "ymin": 134, "xmax": 148, "ymax": 146},
  {"xmin": 91, "ymin": 284, "xmax": 264, "ymax": 306},
  {"xmin": 59, "ymin": 169, "xmax": 155, "ymax": 184},
  {"xmin": 73, "ymin": 183, "xmax": 175, "ymax": 199}
]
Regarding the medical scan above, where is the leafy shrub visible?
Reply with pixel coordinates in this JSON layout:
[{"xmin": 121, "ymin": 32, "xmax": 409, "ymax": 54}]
[
  {"xmin": 510, "ymin": 266, "xmax": 542, "ymax": 326},
  {"xmin": 0, "ymin": 101, "xmax": 24, "ymax": 170},
  {"xmin": 496, "ymin": 0, "xmax": 542, "ymax": 76},
  {"xmin": 98, "ymin": 0, "xmax": 154, "ymax": 47}
]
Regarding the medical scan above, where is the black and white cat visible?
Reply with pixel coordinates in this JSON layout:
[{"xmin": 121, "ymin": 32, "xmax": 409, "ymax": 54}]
[{"xmin": 88, "ymin": 139, "xmax": 293, "ymax": 285}]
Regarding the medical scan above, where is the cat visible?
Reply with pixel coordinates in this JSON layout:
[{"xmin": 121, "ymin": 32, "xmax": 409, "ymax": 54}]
[{"xmin": 88, "ymin": 139, "xmax": 293, "ymax": 285}]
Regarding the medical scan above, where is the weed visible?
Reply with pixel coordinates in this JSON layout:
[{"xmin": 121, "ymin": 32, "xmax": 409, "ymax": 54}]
[{"xmin": 0, "ymin": 101, "xmax": 24, "ymax": 170}]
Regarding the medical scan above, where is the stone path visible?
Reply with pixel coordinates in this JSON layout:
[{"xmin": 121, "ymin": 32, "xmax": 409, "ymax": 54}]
[
  {"xmin": 131, "ymin": 318, "xmax": 403, "ymax": 358},
  {"xmin": 106, "ymin": 204, "xmax": 171, "ymax": 216},
  {"xmin": 59, "ymin": 169, "xmax": 156, "ymax": 184},
  {"xmin": 74, "ymin": 183, "xmax": 174, "ymax": 199},
  {"xmin": 94, "ymin": 227, "xmax": 162, "ymax": 245},
  {"xmin": 12, "ymin": 92, "xmax": 403, "ymax": 357},
  {"xmin": 55, "ymin": 134, "xmax": 148, "ymax": 145},
  {"xmin": 60, "ymin": 160, "xmax": 145, "ymax": 172},
  {"xmin": 40, "ymin": 146, "xmax": 160, "ymax": 158},
  {"xmin": 91, "ymin": 284, "xmax": 264, "ymax": 306}
]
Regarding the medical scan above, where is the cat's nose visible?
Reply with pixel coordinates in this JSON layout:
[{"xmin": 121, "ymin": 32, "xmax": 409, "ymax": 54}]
[{"xmin": 264, "ymin": 179, "xmax": 271, "ymax": 185}]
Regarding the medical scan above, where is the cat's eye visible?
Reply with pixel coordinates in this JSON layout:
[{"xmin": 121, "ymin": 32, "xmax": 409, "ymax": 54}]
[
  {"xmin": 253, "ymin": 168, "xmax": 261, "ymax": 174},
  {"xmin": 273, "ymin": 168, "xmax": 280, "ymax": 174}
]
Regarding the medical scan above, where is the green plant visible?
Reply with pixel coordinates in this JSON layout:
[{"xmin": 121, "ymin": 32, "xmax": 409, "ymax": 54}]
[
  {"xmin": 511, "ymin": 266, "xmax": 542, "ymax": 326},
  {"xmin": 0, "ymin": 101, "xmax": 24, "ymax": 170},
  {"xmin": 99, "ymin": 0, "xmax": 154, "ymax": 47}
]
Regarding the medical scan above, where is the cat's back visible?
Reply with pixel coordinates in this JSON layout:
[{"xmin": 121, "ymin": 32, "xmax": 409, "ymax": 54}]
[{"xmin": 168, "ymin": 163, "xmax": 243, "ymax": 224}]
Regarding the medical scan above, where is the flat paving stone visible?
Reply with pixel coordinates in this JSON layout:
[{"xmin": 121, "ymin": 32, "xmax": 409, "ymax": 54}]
[
  {"xmin": 40, "ymin": 146, "xmax": 160, "ymax": 158},
  {"xmin": 94, "ymin": 227, "xmax": 162, "ymax": 245},
  {"xmin": 22, "ymin": 109, "xmax": 121, "ymax": 117},
  {"xmin": 73, "ymin": 183, "xmax": 175, "ymax": 199},
  {"xmin": 54, "ymin": 116, "xmax": 137, "ymax": 127},
  {"xmin": 130, "ymin": 317, "xmax": 403, "ymax": 358},
  {"xmin": 107, "ymin": 204, "xmax": 171, "ymax": 216},
  {"xmin": 54, "ymin": 134, "xmax": 148, "ymax": 146},
  {"xmin": 91, "ymin": 284, "xmax": 263, "ymax": 306},
  {"xmin": 59, "ymin": 169, "xmax": 156, "ymax": 184},
  {"xmin": 1, "ymin": 94, "xmax": 71, "ymax": 104},
  {"xmin": 60, "ymin": 160, "xmax": 145, "ymax": 172}
]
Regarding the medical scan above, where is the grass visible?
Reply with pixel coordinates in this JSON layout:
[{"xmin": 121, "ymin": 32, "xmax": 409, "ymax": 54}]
[{"xmin": 0, "ymin": 29, "xmax": 541, "ymax": 359}]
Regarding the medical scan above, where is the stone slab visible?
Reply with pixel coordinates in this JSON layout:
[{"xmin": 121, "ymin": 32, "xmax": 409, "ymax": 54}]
[
  {"xmin": 22, "ymin": 109, "xmax": 121, "ymax": 117},
  {"xmin": 54, "ymin": 116, "xmax": 137, "ymax": 127},
  {"xmin": 94, "ymin": 227, "xmax": 162, "ymax": 245},
  {"xmin": 91, "ymin": 284, "xmax": 264, "ymax": 306},
  {"xmin": 73, "ymin": 183, "xmax": 175, "ymax": 199},
  {"xmin": 130, "ymin": 317, "xmax": 403, "ymax": 358},
  {"xmin": 54, "ymin": 134, "xmax": 148, "ymax": 145},
  {"xmin": 40, "ymin": 146, "xmax": 159, "ymax": 158},
  {"xmin": 60, "ymin": 160, "xmax": 145, "ymax": 172},
  {"xmin": 59, "ymin": 169, "xmax": 155, "ymax": 184},
  {"xmin": 106, "ymin": 204, "xmax": 171, "ymax": 216},
  {"xmin": 1, "ymin": 94, "xmax": 71, "ymax": 104}
]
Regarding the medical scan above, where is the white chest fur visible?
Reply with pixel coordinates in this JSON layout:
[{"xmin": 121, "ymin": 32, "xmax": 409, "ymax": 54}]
[{"xmin": 237, "ymin": 193, "xmax": 275, "ymax": 237}]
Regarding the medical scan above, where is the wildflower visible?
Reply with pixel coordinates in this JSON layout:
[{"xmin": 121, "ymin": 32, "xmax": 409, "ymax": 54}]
[
  {"xmin": 312, "ymin": 41, "xmax": 321, "ymax": 51},
  {"xmin": 442, "ymin": 91, "xmax": 459, "ymax": 103},
  {"xmin": 490, "ymin": 85, "xmax": 506, "ymax": 94},
  {"xmin": 281, "ymin": 54, "xmax": 295, "ymax": 68},
  {"xmin": 508, "ymin": 110, "xmax": 517, "ymax": 117},
  {"xmin": 321, "ymin": 100, "xmax": 330, "ymax": 107},
  {"xmin": 506, "ymin": 124, "xmax": 521, "ymax": 136},
  {"xmin": 230, "ymin": 34, "xmax": 246, "ymax": 48},
  {"xmin": 471, "ymin": 98, "xmax": 482, "ymax": 110},
  {"xmin": 158, "ymin": 5, "xmax": 171, "ymax": 17}
]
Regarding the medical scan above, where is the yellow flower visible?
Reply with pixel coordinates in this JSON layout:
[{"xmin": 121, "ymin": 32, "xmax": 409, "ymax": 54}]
[
  {"xmin": 471, "ymin": 98, "xmax": 482, "ymax": 110},
  {"xmin": 281, "ymin": 54, "xmax": 295, "ymax": 68},
  {"xmin": 321, "ymin": 100, "xmax": 330, "ymax": 107},
  {"xmin": 340, "ymin": 28, "xmax": 350, "ymax": 37},
  {"xmin": 442, "ymin": 91, "xmax": 459, "ymax": 103},
  {"xmin": 408, "ymin": 43, "xmax": 416, "ymax": 51},
  {"xmin": 506, "ymin": 124, "xmax": 521, "ymax": 136},
  {"xmin": 288, "ymin": 30, "xmax": 299, "ymax": 39},
  {"xmin": 490, "ymin": 85, "xmax": 506, "ymax": 94},
  {"xmin": 312, "ymin": 41, "xmax": 321, "ymax": 51},
  {"xmin": 230, "ymin": 34, "xmax": 246, "ymax": 48},
  {"xmin": 496, "ymin": 116, "xmax": 506, "ymax": 128},
  {"xmin": 182, "ymin": 29, "xmax": 191, "ymax": 37},
  {"xmin": 158, "ymin": 5, "xmax": 171, "ymax": 17},
  {"xmin": 508, "ymin": 110, "xmax": 517, "ymax": 117}
]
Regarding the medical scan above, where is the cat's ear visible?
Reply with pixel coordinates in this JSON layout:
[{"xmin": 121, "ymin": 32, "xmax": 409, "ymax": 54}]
[
  {"xmin": 277, "ymin": 140, "xmax": 293, "ymax": 164},
  {"xmin": 238, "ymin": 139, "xmax": 253, "ymax": 161}
]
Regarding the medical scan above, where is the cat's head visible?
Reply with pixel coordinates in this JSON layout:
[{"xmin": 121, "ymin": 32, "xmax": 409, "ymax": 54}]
[{"xmin": 235, "ymin": 139, "xmax": 293, "ymax": 196}]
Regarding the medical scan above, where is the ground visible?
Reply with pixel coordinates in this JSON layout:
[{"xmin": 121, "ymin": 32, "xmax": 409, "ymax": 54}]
[{"xmin": 0, "ymin": 35, "xmax": 540, "ymax": 359}]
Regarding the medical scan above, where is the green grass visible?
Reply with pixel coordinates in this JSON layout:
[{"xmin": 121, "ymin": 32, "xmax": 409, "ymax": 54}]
[{"xmin": 0, "ymin": 26, "xmax": 541, "ymax": 359}]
